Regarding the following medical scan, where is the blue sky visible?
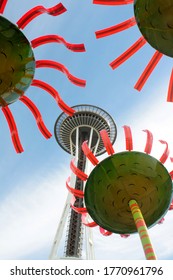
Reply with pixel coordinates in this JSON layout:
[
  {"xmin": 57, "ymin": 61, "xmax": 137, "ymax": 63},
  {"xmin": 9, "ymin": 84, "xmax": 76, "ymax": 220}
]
[{"xmin": 0, "ymin": 0, "xmax": 173, "ymax": 260}]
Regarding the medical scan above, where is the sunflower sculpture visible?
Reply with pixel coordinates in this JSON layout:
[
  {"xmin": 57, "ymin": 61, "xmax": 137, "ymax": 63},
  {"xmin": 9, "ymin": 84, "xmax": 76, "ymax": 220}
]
[
  {"xmin": 0, "ymin": 0, "xmax": 86, "ymax": 152},
  {"xmin": 94, "ymin": 0, "xmax": 173, "ymax": 101},
  {"xmin": 68, "ymin": 125, "xmax": 173, "ymax": 260}
]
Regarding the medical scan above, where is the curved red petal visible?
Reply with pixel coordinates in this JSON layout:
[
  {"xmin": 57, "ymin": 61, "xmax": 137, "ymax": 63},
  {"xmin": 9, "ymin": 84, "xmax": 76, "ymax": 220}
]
[
  {"xmin": 143, "ymin": 129, "xmax": 153, "ymax": 154},
  {"xmin": 123, "ymin": 125, "xmax": 133, "ymax": 151},
  {"xmin": 31, "ymin": 79, "xmax": 75, "ymax": 116},
  {"xmin": 0, "ymin": 0, "xmax": 8, "ymax": 14},
  {"xmin": 36, "ymin": 60, "xmax": 86, "ymax": 87},
  {"xmin": 99, "ymin": 227, "xmax": 112, "ymax": 236},
  {"xmin": 167, "ymin": 68, "xmax": 173, "ymax": 102},
  {"xmin": 66, "ymin": 177, "xmax": 84, "ymax": 198},
  {"xmin": 71, "ymin": 205, "xmax": 87, "ymax": 214},
  {"xmin": 70, "ymin": 159, "xmax": 88, "ymax": 181},
  {"xmin": 120, "ymin": 234, "xmax": 130, "ymax": 238},
  {"xmin": 2, "ymin": 106, "xmax": 24, "ymax": 153},
  {"xmin": 159, "ymin": 140, "xmax": 169, "ymax": 164},
  {"xmin": 31, "ymin": 35, "xmax": 85, "ymax": 52},
  {"xmin": 134, "ymin": 51, "xmax": 163, "ymax": 91},
  {"xmin": 82, "ymin": 141, "xmax": 99, "ymax": 165},
  {"xmin": 95, "ymin": 17, "xmax": 136, "ymax": 38},
  {"xmin": 158, "ymin": 217, "xmax": 165, "ymax": 224},
  {"xmin": 17, "ymin": 3, "xmax": 67, "ymax": 29},
  {"xmin": 100, "ymin": 129, "xmax": 115, "ymax": 155},
  {"xmin": 82, "ymin": 214, "xmax": 97, "ymax": 227},
  {"xmin": 110, "ymin": 36, "xmax": 146, "ymax": 69},
  {"xmin": 169, "ymin": 200, "xmax": 173, "ymax": 210},
  {"xmin": 93, "ymin": 0, "xmax": 133, "ymax": 5},
  {"xmin": 20, "ymin": 96, "xmax": 52, "ymax": 139}
]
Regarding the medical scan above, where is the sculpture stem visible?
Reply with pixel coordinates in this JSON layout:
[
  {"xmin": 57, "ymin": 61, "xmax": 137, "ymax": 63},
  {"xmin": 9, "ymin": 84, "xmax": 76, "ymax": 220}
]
[{"xmin": 129, "ymin": 199, "xmax": 157, "ymax": 260}]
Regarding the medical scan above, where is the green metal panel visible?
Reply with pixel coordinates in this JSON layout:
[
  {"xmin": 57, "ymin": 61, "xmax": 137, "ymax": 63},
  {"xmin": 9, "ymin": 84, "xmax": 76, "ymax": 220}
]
[
  {"xmin": 0, "ymin": 16, "xmax": 35, "ymax": 106},
  {"xmin": 134, "ymin": 0, "xmax": 173, "ymax": 57},
  {"xmin": 85, "ymin": 151, "xmax": 173, "ymax": 234}
]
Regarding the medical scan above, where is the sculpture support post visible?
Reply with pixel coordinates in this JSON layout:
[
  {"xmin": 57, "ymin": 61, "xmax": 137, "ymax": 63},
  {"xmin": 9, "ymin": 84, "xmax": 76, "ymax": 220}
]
[{"xmin": 129, "ymin": 199, "xmax": 157, "ymax": 260}]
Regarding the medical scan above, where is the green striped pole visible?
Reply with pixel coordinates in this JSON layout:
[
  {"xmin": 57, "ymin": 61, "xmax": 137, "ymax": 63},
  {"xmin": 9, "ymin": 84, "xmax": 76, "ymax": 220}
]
[{"xmin": 129, "ymin": 199, "xmax": 157, "ymax": 260}]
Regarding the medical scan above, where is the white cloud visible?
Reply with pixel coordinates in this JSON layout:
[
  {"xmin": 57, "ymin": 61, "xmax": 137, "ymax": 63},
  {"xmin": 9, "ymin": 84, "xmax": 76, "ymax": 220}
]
[{"xmin": 0, "ymin": 167, "xmax": 68, "ymax": 259}]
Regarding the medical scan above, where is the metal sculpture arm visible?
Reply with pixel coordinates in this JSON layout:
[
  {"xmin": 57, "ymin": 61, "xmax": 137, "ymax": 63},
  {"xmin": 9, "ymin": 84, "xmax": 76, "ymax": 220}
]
[
  {"xmin": 31, "ymin": 79, "xmax": 75, "ymax": 116},
  {"xmin": 123, "ymin": 125, "xmax": 133, "ymax": 151},
  {"xmin": 143, "ymin": 129, "xmax": 153, "ymax": 154},
  {"xmin": 110, "ymin": 37, "xmax": 146, "ymax": 69},
  {"xmin": 2, "ymin": 106, "xmax": 23, "ymax": 153},
  {"xmin": 17, "ymin": 3, "xmax": 66, "ymax": 29},
  {"xmin": 99, "ymin": 227, "xmax": 112, "ymax": 236},
  {"xmin": 71, "ymin": 196, "xmax": 87, "ymax": 214},
  {"xmin": 100, "ymin": 130, "xmax": 115, "ymax": 155},
  {"xmin": 31, "ymin": 35, "xmax": 86, "ymax": 52},
  {"xmin": 36, "ymin": 60, "xmax": 86, "ymax": 87},
  {"xmin": 159, "ymin": 140, "xmax": 169, "ymax": 164},
  {"xmin": 95, "ymin": 17, "xmax": 136, "ymax": 38},
  {"xmin": 93, "ymin": 0, "xmax": 133, "ymax": 5},
  {"xmin": 66, "ymin": 177, "xmax": 84, "ymax": 198},
  {"xmin": 0, "ymin": 0, "xmax": 7, "ymax": 13},
  {"xmin": 70, "ymin": 159, "xmax": 88, "ymax": 181},
  {"xmin": 134, "ymin": 51, "xmax": 163, "ymax": 91},
  {"xmin": 19, "ymin": 96, "xmax": 52, "ymax": 139},
  {"xmin": 167, "ymin": 69, "xmax": 173, "ymax": 102},
  {"xmin": 82, "ymin": 213, "xmax": 97, "ymax": 227},
  {"xmin": 82, "ymin": 141, "xmax": 99, "ymax": 165}
]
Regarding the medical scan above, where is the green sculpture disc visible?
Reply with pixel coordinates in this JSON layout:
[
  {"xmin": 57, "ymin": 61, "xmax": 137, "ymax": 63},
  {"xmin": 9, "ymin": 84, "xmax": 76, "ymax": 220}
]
[
  {"xmin": 0, "ymin": 16, "xmax": 35, "ymax": 107},
  {"xmin": 85, "ymin": 151, "xmax": 173, "ymax": 234},
  {"xmin": 134, "ymin": 0, "xmax": 173, "ymax": 57}
]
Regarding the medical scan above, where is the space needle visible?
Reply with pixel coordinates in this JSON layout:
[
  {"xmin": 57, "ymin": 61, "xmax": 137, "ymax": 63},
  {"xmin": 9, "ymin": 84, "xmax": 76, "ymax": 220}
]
[{"xmin": 49, "ymin": 104, "xmax": 117, "ymax": 259}]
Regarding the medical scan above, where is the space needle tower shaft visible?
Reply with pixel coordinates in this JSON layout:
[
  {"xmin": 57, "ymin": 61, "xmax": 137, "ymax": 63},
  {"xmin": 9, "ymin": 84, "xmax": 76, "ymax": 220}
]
[{"xmin": 50, "ymin": 105, "xmax": 117, "ymax": 259}]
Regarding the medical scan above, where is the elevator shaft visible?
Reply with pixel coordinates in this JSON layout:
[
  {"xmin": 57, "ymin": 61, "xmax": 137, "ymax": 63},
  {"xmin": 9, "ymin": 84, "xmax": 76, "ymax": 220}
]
[{"xmin": 65, "ymin": 131, "xmax": 88, "ymax": 258}]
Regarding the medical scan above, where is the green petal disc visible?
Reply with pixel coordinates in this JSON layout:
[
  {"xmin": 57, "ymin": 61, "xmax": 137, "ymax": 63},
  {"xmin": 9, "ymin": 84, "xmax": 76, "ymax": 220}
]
[
  {"xmin": 0, "ymin": 16, "xmax": 35, "ymax": 107},
  {"xmin": 134, "ymin": 0, "xmax": 173, "ymax": 57},
  {"xmin": 85, "ymin": 151, "xmax": 173, "ymax": 234}
]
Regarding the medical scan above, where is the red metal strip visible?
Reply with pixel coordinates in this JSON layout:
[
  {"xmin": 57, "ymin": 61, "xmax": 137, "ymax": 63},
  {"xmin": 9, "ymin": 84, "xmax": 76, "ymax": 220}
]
[
  {"xmin": 95, "ymin": 17, "xmax": 136, "ymax": 38},
  {"xmin": 123, "ymin": 125, "xmax": 133, "ymax": 151},
  {"xmin": 70, "ymin": 159, "xmax": 88, "ymax": 181},
  {"xmin": 120, "ymin": 234, "xmax": 130, "ymax": 238},
  {"xmin": 17, "ymin": 3, "xmax": 67, "ymax": 29},
  {"xmin": 100, "ymin": 129, "xmax": 115, "ymax": 155},
  {"xmin": 167, "ymin": 68, "xmax": 173, "ymax": 102},
  {"xmin": 31, "ymin": 79, "xmax": 75, "ymax": 116},
  {"xmin": 134, "ymin": 51, "xmax": 163, "ymax": 91},
  {"xmin": 0, "ymin": 0, "xmax": 8, "ymax": 13},
  {"xmin": 66, "ymin": 177, "xmax": 84, "ymax": 198},
  {"xmin": 82, "ymin": 213, "xmax": 97, "ymax": 227},
  {"xmin": 36, "ymin": 60, "xmax": 86, "ymax": 87},
  {"xmin": 31, "ymin": 35, "xmax": 85, "ymax": 52},
  {"xmin": 20, "ymin": 96, "xmax": 52, "ymax": 139},
  {"xmin": 93, "ymin": 0, "xmax": 133, "ymax": 5},
  {"xmin": 143, "ymin": 129, "xmax": 153, "ymax": 154},
  {"xmin": 110, "ymin": 37, "xmax": 146, "ymax": 69},
  {"xmin": 169, "ymin": 200, "xmax": 173, "ymax": 210},
  {"xmin": 158, "ymin": 217, "xmax": 165, "ymax": 224},
  {"xmin": 82, "ymin": 141, "xmax": 99, "ymax": 165},
  {"xmin": 2, "ymin": 106, "xmax": 24, "ymax": 153},
  {"xmin": 159, "ymin": 140, "xmax": 169, "ymax": 164},
  {"xmin": 71, "ymin": 196, "xmax": 87, "ymax": 214},
  {"xmin": 99, "ymin": 227, "xmax": 112, "ymax": 236}
]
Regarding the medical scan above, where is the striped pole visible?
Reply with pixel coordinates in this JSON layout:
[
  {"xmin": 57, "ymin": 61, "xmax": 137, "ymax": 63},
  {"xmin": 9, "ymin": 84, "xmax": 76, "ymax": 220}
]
[{"xmin": 129, "ymin": 199, "xmax": 157, "ymax": 260}]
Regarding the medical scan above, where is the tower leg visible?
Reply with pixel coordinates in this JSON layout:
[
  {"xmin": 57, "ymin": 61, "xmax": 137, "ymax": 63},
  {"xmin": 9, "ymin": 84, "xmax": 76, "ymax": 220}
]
[{"xmin": 129, "ymin": 199, "xmax": 157, "ymax": 260}]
